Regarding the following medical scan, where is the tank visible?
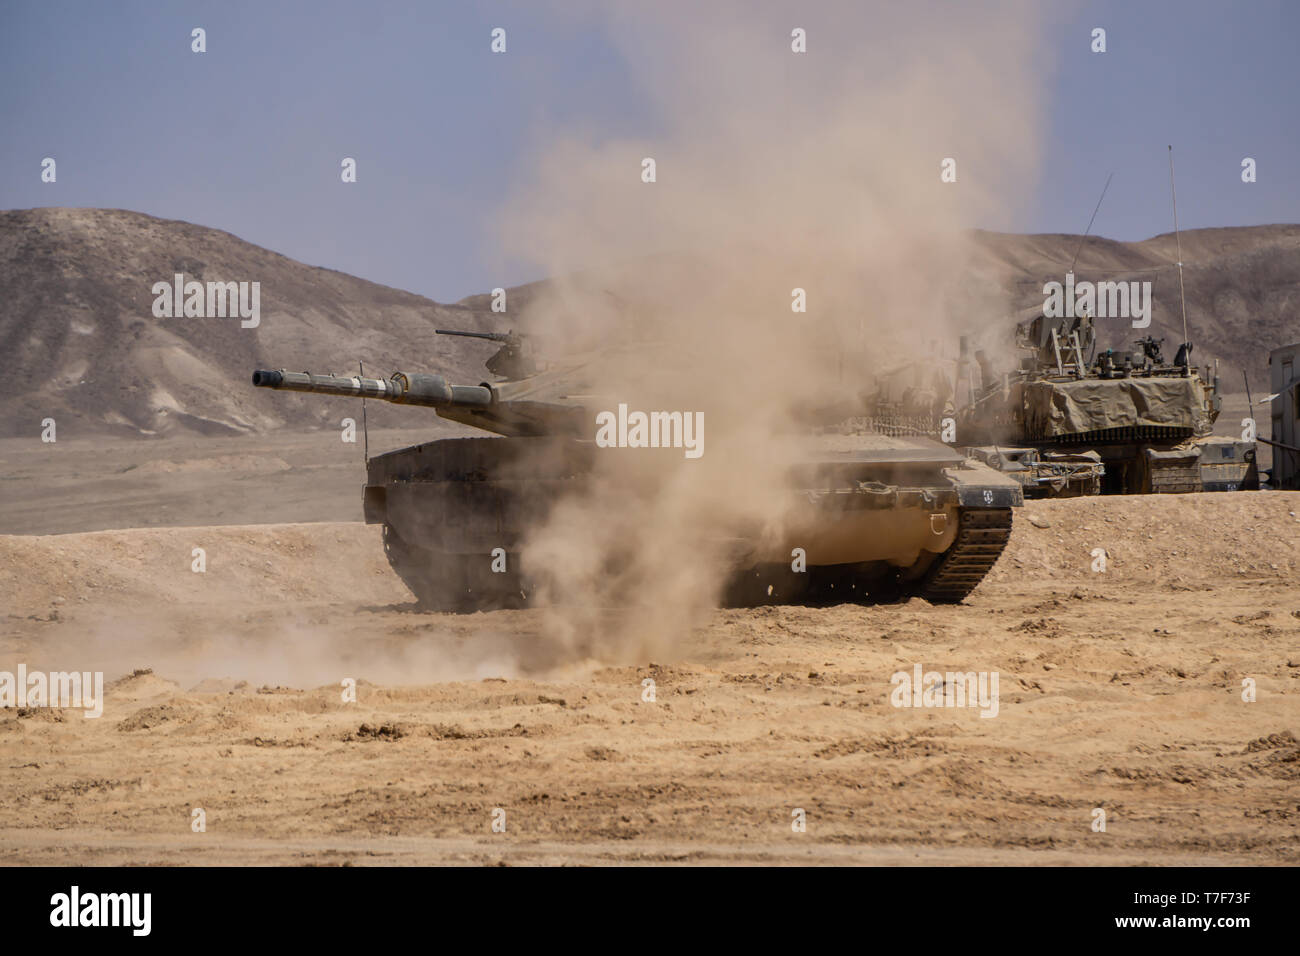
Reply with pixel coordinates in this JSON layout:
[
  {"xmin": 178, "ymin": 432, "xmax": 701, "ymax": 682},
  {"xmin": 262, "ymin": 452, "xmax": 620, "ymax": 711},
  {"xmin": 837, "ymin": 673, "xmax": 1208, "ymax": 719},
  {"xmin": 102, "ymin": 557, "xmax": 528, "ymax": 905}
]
[
  {"xmin": 955, "ymin": 314, "xmax": 1258, "ymax": 496},
  {"xmin": 252, "ymin": 334, "xmax": 1023, "ymax": 610}
]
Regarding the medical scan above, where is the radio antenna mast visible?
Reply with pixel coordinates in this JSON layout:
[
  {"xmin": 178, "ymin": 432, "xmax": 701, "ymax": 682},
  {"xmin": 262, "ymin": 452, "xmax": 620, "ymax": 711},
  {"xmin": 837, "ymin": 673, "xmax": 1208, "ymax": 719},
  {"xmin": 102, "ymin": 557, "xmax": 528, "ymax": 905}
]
[
  {"xmin": 1069, "ymin": 171, "xmax": 1114, "ymax": 274},
  {"xmin": 1167, "ymin": 146, "xmax": 1191, "ymax": 357}
]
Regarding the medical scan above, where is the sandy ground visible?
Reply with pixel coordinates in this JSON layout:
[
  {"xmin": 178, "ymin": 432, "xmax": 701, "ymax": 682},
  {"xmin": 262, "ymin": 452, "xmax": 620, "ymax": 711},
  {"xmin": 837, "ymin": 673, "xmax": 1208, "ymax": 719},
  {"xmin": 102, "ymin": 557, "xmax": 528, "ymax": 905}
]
[
  {"xmin": 1, "ymin": 431, "xmax": 1297, "ymax": 864},
  {"xmin": 0, "ymin": 429, "xmax": 440, "ymax": 535}
]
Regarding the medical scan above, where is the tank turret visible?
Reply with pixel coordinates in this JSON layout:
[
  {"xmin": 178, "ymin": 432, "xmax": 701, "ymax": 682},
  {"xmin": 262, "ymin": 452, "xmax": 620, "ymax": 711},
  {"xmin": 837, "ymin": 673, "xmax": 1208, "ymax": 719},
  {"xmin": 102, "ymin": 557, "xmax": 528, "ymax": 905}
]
[{"xmin": 956, "ymin": 312, "xmax": 1256, "ymax": 495}]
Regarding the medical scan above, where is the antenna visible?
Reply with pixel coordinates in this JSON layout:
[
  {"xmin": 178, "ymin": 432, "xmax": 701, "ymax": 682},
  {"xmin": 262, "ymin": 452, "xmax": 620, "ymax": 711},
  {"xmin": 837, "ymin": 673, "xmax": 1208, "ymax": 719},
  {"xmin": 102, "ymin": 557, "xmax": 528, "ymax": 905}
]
[
  {"xmin": 359, "ymin": 360, "xmax": 369, "ymax": 464},
  {"xmin": 1068, "ymin": 171, "xmax": 1114, "ymax": 274},
  {"xmin": 1167, "ymin": 146, "xmax": 1191, "ymax": 364}
]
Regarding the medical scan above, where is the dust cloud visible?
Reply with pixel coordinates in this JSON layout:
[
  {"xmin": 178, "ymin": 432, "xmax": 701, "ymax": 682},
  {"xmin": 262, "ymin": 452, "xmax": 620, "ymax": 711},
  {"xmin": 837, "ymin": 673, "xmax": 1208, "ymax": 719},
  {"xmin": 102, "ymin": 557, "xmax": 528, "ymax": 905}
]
[
  {"xmin": 494, "ymin": 1, "xmax": 1060, "ymax": 654},
  {"xmin": 13, "ymin": 607, "xmax": 597, "ymax": 689}
]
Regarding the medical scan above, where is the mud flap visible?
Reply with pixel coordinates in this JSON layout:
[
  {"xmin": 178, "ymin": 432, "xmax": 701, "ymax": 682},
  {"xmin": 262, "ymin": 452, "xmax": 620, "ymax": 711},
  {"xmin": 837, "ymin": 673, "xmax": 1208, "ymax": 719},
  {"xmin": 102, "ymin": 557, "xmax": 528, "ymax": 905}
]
[{"xmin": 363, "ymin": 485, "xmax": 387, "ymax": 524}]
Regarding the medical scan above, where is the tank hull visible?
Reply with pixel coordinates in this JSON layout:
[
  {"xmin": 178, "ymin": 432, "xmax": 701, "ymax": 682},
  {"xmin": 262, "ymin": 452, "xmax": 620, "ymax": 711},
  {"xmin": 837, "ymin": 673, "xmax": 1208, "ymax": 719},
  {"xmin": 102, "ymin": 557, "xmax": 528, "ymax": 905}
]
[{"xmin": 364, "ymin": 436, "xmax": 1021, "ymax": 610}]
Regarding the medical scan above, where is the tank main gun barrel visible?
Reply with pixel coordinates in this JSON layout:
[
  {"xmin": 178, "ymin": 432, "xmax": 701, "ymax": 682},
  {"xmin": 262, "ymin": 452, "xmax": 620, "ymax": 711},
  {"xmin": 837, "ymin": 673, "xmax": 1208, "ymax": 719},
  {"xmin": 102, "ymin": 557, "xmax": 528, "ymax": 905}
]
[{"xmin": 251, "ymin": 369, "xmax": 493, "ymax": 408}]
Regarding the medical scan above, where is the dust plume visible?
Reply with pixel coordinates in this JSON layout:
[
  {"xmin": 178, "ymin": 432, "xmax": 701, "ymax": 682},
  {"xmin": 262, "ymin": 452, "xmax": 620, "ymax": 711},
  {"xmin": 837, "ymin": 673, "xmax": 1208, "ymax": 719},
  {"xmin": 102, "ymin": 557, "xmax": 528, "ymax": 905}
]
[
  {"xmin": 11, "ymin": 608, "xmax": 600, "ymax": 690},
  {"xmin": 494, "ymin": 1, "xmax": 1061, "ymax": 655}
]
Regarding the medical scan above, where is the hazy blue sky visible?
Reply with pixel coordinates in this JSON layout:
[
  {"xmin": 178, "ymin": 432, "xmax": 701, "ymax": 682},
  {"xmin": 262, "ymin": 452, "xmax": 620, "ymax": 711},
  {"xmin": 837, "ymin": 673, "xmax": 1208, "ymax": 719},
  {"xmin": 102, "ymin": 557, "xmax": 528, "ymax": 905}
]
[{"xmin": 1, "ymin": 0, "xmax": 1296, "ymax": 301}]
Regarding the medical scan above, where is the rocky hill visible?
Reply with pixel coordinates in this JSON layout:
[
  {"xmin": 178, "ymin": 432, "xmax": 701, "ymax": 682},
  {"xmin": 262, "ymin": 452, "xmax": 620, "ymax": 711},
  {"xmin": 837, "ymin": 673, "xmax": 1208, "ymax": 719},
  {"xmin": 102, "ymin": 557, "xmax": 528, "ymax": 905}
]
[
  {"xmin": 0, "ymin": 208, "xmax": 500, "ymax": 438},
  {"xmin": 968, "ymin": 224, "xmax": 1299, "ymax": 388},
  {"xmin": 1, "ymin": 207, "xmax": 1295, "ymax": 438}
]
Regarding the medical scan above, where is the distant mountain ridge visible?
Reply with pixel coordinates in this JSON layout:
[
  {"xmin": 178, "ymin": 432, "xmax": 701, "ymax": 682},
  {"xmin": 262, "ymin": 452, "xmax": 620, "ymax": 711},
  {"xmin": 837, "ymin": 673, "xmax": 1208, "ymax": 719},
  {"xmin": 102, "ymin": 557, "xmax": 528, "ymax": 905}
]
[
  {"xmin": 0, "ymin": 207, "xmax": 1295, "ymax": 439},
  {"xmin": 967, "ymin": 225, "xmax": 1300, "ymax": 382},
  {"xmin": 0, "ymin": 207, "xmax": 510, "ymax": 438}
]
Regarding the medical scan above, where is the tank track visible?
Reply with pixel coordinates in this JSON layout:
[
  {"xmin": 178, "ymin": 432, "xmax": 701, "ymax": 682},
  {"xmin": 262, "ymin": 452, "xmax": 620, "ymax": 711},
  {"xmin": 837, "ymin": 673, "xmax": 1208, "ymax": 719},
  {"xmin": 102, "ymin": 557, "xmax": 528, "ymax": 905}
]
[{"xmin": 919, "ymin": 508, "xmax": 1013, "ymax": 603}]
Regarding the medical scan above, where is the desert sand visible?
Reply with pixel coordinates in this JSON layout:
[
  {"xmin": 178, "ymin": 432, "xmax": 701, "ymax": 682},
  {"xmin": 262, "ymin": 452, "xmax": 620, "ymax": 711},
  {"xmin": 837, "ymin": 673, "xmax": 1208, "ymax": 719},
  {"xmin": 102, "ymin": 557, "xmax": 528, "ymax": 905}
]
[{"xmin": 1, "ymin": 433, "xmax": 1296, "ymax": 866}]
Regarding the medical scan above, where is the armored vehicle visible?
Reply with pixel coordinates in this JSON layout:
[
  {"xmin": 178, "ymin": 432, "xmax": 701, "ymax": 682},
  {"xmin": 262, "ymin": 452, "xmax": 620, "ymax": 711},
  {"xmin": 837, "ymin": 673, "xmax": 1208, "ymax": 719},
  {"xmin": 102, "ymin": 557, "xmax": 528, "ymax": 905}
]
[
  {"xmin": 252, "ymin": 333, "xmax": 1022, "ymax": 610},
  {"xmin": 956, "ymin": 313, "xmax": 1257, "ymax": 496}
]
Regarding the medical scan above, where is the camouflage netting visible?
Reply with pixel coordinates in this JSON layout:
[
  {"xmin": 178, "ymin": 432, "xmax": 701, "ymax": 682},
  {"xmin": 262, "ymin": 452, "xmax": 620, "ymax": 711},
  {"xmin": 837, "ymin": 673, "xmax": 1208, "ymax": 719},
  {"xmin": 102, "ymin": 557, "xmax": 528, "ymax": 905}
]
[{"xmin": 1024, "ymin": 377, "xmax": 1210, "ymax": 440}]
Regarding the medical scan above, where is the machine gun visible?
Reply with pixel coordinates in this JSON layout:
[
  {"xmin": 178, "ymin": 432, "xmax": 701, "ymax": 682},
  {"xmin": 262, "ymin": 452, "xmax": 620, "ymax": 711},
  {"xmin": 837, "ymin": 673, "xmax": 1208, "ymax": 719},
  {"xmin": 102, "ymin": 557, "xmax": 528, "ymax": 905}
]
[
  {"xmin": 436, "ymin": 328, "xmax": 537, "ymax": 379},
  {"xmin": 1134, "ymin": 335, "xmax": 1165, "ymax": 366}
]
